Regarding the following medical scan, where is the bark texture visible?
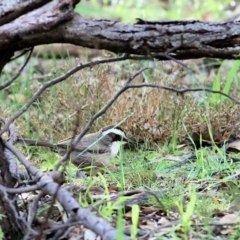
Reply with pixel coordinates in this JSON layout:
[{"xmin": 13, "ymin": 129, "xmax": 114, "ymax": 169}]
[
  {"xmin": 0, "ymin": 139, "xmax": 21, "ymax": 239},
  {"xmin": 0, "ymin": 0, "xmax": 240, "ymax": 61},
  {"xmin": 0, "ymin": 0, "xmax": 51, "ymax": 25}
]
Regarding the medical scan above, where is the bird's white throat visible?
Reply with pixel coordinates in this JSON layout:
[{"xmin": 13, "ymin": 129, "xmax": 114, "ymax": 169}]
[{"xmin": 110, "ymin": 141, "xmax": 126, "ymax": 157}]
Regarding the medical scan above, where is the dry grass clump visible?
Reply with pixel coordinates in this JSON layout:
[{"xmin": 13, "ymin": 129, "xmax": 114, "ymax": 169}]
[
  {"xmin": 12, "ymin": 59, "xmax": 188, "ymax": 144},
  {"xmin": 2, "ymin": 47, "xmax": 240, "ymax": 147}
]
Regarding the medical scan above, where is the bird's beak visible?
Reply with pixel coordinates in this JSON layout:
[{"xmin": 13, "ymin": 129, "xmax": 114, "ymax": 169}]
[
  {"xmin": 126, "ymin": 138, "xmax": 135, "ymax": 143},
  {"xmin": 124, "ymin": 138, "xmax": 137, "ymax": 148}
]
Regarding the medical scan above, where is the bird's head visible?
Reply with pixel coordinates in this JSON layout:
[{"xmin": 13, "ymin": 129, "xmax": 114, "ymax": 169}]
[
  {"xmin": 101, "ymin": 125, "xmax": 127, "ymax": 142},
  {"xmin": 100, "ymin": 125, "xmax": 133, "ymax": 156}
]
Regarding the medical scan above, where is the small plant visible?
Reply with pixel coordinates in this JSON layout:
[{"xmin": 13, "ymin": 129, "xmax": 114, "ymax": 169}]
[
  {"xmin": 176, "ymin": 184, "xmax": 196, "ymax": 235},
  {"xmin": 0, "ymin": 214, "xmax": 6, "ymax": 240},
  {"xmin": 96, "ymin": 174, "xmax": 129, "ymax": 220},
  {"xmin": 131, "ymin": 204, "xmax": 140, "ymax": 239},
  {"xmin": 211, "ymin": 60, "xmax": 240, "ymax": 104},
  {"xmin": 0, "ymin": 226, "xmax": 3, "ymax": 240},
  {"xmin": 117, "ymin": 208, "xmax": 124, "ymax": 240}
]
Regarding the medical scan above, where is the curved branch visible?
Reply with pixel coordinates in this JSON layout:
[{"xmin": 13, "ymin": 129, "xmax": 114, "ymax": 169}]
[
  {"xmin": 0, "ymin": 48, "xmax": 33, "ymax": 90},
  {"xmin": 0, "ymin": 55, "xmax": 140, "ymax": 136},
  {"xmin": 0, "ymin": 184, "xmax": 40, "ymax": 194},
  {"xmin": 10, "ymin": 48, "xmax": 32, "ymax": 61},
  {"xmin": 0, "ymin": 0, "xmax": 52, "ymax": 26},
  {"xmin": 1, "ymin": 12, "xmax": 240, "ymax": 60},
  {"xmin": 54, "ymin": 68, "xmax": 240, "ymax": 169},
  {"xmin": 4, "ymin": 141, "xmax": 132, "ymax": 240},
  {"xmin": 54, "ymin": 67, "xmax": 149, "ymax": 170},
  {"xmin": 0, "ymin": 117, "xmax": 19, "ymax": 177},
  {"xmin": 127, "ymin": 84, "xmax": 240, "ymax": 105}
]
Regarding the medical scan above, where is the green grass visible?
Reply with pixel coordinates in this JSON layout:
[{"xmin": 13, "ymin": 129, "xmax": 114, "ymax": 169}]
[
  {"xmin": 76, "ymin": 0, "xmax": 232, "ymax": 22},
  {"xmin": 6, "ymin": 46, "xmax": 240, "ymax": 239},
  {"xmin": 211, "ymin": 60, "xmax": 240, "ymax": 104},
  {"xmin": 3, "ymin": 1, "xmax": 240, "ymax": 238}
]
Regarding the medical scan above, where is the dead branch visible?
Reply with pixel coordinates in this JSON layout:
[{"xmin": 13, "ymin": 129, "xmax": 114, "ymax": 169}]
[
  {"xmin": 0, "ymin": 54, "xmax": 149, "ymax": 136},
  {"xmin": 0, "ymin": 0, "xmax": 51, "ymax": 26},
  {"xmin": 53, "ymin": 67, "xmax": 240, "ymax": 170},
  {"xmin": 27, "ymin": 192, "xmax": 44, "ymax": 229},
  {"xmin": 32, "ymin": 17, "xmax": 240, "ymax": 60},
  {"xmin": 0, "ymin": 117, "xmax": 19, "ymax": 177},
  {"xmin": 54, "ymin": 67, "xmax": 149, "ymax": 170},
  {"xmin": 127, "ymin": 84, "xmax": 240, "ymax": 105},
  {"xmin": 0, "ymin": 170, "xmax": 32, "ymax": 237},
  {"xmin": 0, "ymin": 184, "xmax": 40, "ymax": 194},
  {"xmin": 4, "ymin": 140, "xmax": 132, "ymax": 240},
  {"xmin": 0, "ymin": 0, "xmax": 240, "ymax": 62},
  {"xmin": 0, "ymin": 48, "xmax": 33, "ymax": 90}
]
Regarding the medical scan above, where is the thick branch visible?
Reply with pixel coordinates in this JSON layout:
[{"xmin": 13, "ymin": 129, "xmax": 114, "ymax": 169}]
[
  {"xmin": 1, "ymin": 12, "xmax": 240, "ymax": 59},
  {"xmin": 5, "ymin": 142, "xmax": 132, "ymax": 240},
  {"xmin": 0, "ymin": 0, "xmax": 51, "ymax": 26},
  {"xmin": 0, "ymin": 0, "xmax": 77, "ymax": 50}
]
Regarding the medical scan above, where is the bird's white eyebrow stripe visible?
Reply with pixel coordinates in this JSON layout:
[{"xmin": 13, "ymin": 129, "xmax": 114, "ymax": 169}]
[{"xmin": 102, "ymin": 128, "xmax": 126, "ymax": 138}]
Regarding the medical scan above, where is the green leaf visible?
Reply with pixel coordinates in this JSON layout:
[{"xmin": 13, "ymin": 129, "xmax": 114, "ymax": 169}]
[{"xmin": 221, "ymin": 60, "xmax": 240, "ymax": 100}]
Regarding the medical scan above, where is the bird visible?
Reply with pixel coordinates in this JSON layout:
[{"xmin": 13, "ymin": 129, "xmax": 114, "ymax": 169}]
[{"xmin": 17, "ymin": 125, "xmax": 132, "ymax": 169}]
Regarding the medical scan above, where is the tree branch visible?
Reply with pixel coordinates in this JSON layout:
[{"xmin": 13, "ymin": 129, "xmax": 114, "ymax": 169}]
[
  {"xmin": 54, "ymin": 68, "xmax": 240, "ymax": 169},
  {"xmin": 4, "ymin": 141, "xmax": 132, "ymax": 240},
  {"xmin": 0, "ymin": 47, "xmax": 33, "ymax": 90},
  {"xmin": 54, "ymin": 67, "xmax": 149, "ymax": 170},
  {"xmin": 0, "ymin": 184, "xmax": 40, "ymax": 194},
  {"xmin": 0, "ymin": 55, "xmax": 148, "ymax": 136},
  {"xmin": 1, "ymin": 10, "xmax": 240, "ymax": 60},
  {"xmin": 0, "ymin": 0, "xmax": 51, "ymax": 26},
  {"xmin": 127, "ymin": 84, "xmax": 240, "ymax": 105}
]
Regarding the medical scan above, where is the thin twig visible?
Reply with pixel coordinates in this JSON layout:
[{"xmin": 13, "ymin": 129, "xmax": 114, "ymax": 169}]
[
  {"xmin": 160, "ymin": 53, "xmax": 187, "ymax": 67},
  {"xmin": 158, "ymin": 44, "xmax": 188, "ymax": 67},
  {"xmin": 36, "ymin": 186, "xmax": 61, "ymax": 240},
  {"xmin": 54, "ymin": 67, "xmax": 148, "ymax": 170},
  {"xmin": 4, "ymin": 141, "xmax": 132, "ymax": 240},
  {"xmin": 27, "ymin": 191, "xmax": 43, "ymax": 226},
  {"xmin": 54, "ymin": 67, "xmax": 240, "ymax": 170},
  {"xmin": 0, "ymin": 183, "xmax": 38, "ymax": 236},
  {"xmin": 56, "ymin": 107, "xmax": 82, "ymax": 170},
  {"xmin": 0, "ymin": 48, "xmax": 33, "ymax": 90},
  {"xmin": 0, "ymin": 184, "xmax": 40, "ymax": 194},
  {"xmin": 126, "ymin": 67, "xmax": 149, "ymax": 84},
  {"xmin": 193, "ymin": 222, "xmax": 240, "ymax": 227},
  {"xmin": 126, "ymin": 84, "xmax": 240, "ymax": 105},
  {"xmin": 90, "ymin": 189, "xmax": 165, "ymax": 210},
  {"xmin": 0, "ymin": 55, "xmax": 147, "ymax": 136},
  {"xmin": 43, "ymin": 220, "xmax": 82, "ymax": 234},
  {"xmin": 9, "ymin": 48, "xmax": 32, "ymax": 61}
]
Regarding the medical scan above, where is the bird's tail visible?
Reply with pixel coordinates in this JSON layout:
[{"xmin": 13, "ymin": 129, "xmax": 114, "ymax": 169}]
[{"xmin": 17, "ymin": 138, "xmax": 56, "ymax": 149}]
